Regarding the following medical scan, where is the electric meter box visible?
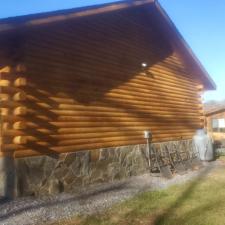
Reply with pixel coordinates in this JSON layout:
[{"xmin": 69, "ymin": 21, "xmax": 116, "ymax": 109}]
[{"xmin": 144, "ymin": 131, "xmax": 151, "ymax": 139}]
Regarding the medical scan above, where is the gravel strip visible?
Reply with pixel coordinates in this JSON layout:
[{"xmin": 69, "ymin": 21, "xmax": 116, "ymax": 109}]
[{"xmin": 0, "ymin": 161, "xmax": 220, "ymax": 225}]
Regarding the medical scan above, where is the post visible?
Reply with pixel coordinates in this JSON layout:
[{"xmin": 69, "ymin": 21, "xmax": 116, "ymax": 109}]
[
  {"xmin": 0, "ymin": 64, "xmax": 27, "ymax": 199},
  {"xmin": 0, "ymin": 66, "xmax": 16, "ymax": 199},
  {"xmin": 144, "ymin": 131, "xmax": 152, "ymax": 172},
  {"xmin": 0, "ymin": 154, "xmax": 15, "ymax": 199},
  {"xmin": 147, "ymin": 138, "xmax": 151, "ymax": 170}
]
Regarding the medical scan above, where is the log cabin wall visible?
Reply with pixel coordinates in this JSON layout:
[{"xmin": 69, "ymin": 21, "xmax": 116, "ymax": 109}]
[{"xmin": 1, "ymin": 6, "xmax": 204, "ymax": 158}]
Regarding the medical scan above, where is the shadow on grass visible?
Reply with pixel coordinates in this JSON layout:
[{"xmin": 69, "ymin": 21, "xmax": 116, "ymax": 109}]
[
  {"xmin": 153, "ymin": 164, "xmax": 215, "ymax": 225},
  {"xmin": 172, "ymin": 198, "xmax": 224, "ymax": 225}
]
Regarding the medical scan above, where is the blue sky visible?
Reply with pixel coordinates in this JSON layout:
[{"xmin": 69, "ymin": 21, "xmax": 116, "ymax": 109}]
[{"xmin": 0, "ymin": 0, "xmax": 224, "ymax": 102}]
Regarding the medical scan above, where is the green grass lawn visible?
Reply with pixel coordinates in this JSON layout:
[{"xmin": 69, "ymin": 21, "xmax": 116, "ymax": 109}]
[{"xmin": 51, "ymin": 159, "xmax": 225, "ymax": 225}]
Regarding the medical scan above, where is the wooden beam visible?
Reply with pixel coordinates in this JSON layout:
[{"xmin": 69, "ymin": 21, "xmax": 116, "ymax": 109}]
[
  {"xmin": 13, "ymin": 136, "xmax": 27, "ymax": 145},
  {"xmin": 13, "ymin": 107, "xmax": 27, "ymax": 116},
  {"xmin": 0, "ymin": 66, "xmax": 11, "ymax": 74},
  {"xmin": 0, "ymin": 80, "xmax": 10, "ymax": 87},
  {"xmin": 14, "ymin": 78, "xmax": 27, "ymax": 87},
  {"xmin": 0, "ymin": 0, "xmax": 154, "ymax": 33},
  {"xmin": 13, "ymin": 92, "xmax": 26, "ymax": 101},
  {"xmin": 13, "ymin": 121, "xmax": 26, "ymax": 130}
]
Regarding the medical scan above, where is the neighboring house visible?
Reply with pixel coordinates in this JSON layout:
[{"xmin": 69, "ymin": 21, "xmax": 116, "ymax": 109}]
[
  {"xmin": 0, "ymin": 0, "xmax": 215, "ymax": 197},
  {"xmin": 205, "ymin": 107, "xmax": 225, "ymax": 142}
]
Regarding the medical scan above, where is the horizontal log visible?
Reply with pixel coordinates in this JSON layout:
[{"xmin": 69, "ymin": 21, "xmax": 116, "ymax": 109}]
[
  {"xmin": 3, "ymin": 124, "xmax": 202, "ymax": 136},
  {"xmin": 1, "ymin": 113, "xmax": 204, "ymax": 123},
  {"xmin": 25, "ymin": 97, "xmax": 201, "ymax": 113},
  {"xmin": 13, "ymin": 92, "xmax": 26, "ymax": 101},
  {"xmin": 13, "ymin": 121, "xmax": 26, "ymax": 130},
  {"xmin": 57, "ymin": 114, "xmax": 204, "ymax": 120},
  {"xmin": 24, "ymin": 129, "xmax": 197, "ymax": 142},
  {"xmin": 26, "ymin": 107, "xmax": 203, "ymax": 119},
  {"xmin": 24, "ymin": 120, "xmax": 203, "ymax": 129},
  {"xmin": 0, "ymin": 80, "xmax": 10, "ymax": 87},
  {"xmin": 15, "ymin": 64, "xmax": 26, "ymax": 73},
  {"xmin": 13, "ymin": 107, "xmax": 27, "ymax": 116},
  {"xmin": 57, "ymin": 132, "xmax": 194, "ymax": 146},
  {"xmin": 25, "ymin": 86, "xmax": 201, "ymax": 106},
  {"xmin": 56, "ymin": 101, "xmax": 202, "ymax": 113},
  {"xmin": 24, "ymin": 132, "xmax": 195, "ymax": 147},
  {"xmin": 51, "ymin": 124, "xmax": 203, "ymax": 134},
  {"xmin": 4, "ymin": 132, "xmax": 194, "ymax": 152},
  {"xmin": 25, "ymin": 97, "xmax": 203, "ymax": 113},
  {"xmin": 1, "ymin": 98, "xmax": 202, "ymax": 115},
  {"xmin": 13, "ymin": 136, "xmax": 27, "ymax": 145},
  {"xmin": 0, "ymin": 66, "xmax": 11, "ymax": 73},
  {"xmin": 14, "ymin": 78, "xmax": 27, "ymax": 87},
  {"xmin": 1, "ymin": 86, "xmax": 21, "ymax": 94},
  {"xmin": 0, "ymin": 108, "xmax": 10, "ymax": 116},
  {"xmin": 56, "ymin": 106, "xmax": 203, "ymax": 115},
  {"xmin": 0, "ymin": 93, "xmax": 10, "ymax": 101},
  {"xmin": 12, "ymin": 135, "xmax": 194, "ymax": 158},
  {"xmin": 4, "ymin": 105, "xmax": 203, "ymax": 119}
]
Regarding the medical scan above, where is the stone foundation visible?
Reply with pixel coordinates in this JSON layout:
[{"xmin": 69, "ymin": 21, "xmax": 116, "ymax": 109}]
[{"xmin": 12, "ymin": 139, "xmax": 193, "ymax": 197}]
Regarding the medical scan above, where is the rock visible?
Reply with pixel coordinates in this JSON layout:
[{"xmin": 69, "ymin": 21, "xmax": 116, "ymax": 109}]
[
  {"xmin": 76, "ymin": 151, "xmax": 90, "ymax": 176},
  {"xmin": 107, "ymin": 162, "xmax": 120, "ymax": 181},
  {"xmin": 54, "ymin": 163, "xmax": 69, "ymax": 180},
  {"xmin": 64, "ymin": 153, "xmax": 76, "ymax": 166},
  {"xmin": 99, "ymin": 149, "xmax": 109, "ymax": 161},
  {"xmin": 63, "ymin": 170, "xmax": 75, "ymax": 185},
  {"xmin": 48, "ymin": 179, "xmax": 63, "ymax": 195},
  {"xmin": 13, "ymin": 140, "xmax": 194, "ymax": 197}
]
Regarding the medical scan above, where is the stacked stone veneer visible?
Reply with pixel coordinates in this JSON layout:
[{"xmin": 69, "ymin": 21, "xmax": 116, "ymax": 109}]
[{"xmin": 14, "ymin": 139, "xmax": 194, "ymax": 197}]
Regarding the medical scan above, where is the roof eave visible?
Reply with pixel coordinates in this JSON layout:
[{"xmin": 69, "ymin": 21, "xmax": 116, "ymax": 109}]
[
  {"xmin": 0, "ymin": 0, "xmax": 154, "ymax": 33},
  {"xmin": 154, "ymin": 0, "xmax": 216, "ymax": 91}
]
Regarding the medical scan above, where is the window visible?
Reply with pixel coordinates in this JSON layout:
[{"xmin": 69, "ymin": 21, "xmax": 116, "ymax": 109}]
[{"xmin": 212, "ymin": 118, "xmax": 225, "ymax": 132}]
